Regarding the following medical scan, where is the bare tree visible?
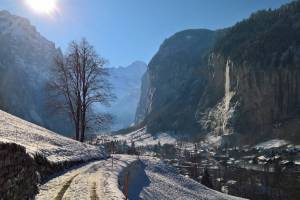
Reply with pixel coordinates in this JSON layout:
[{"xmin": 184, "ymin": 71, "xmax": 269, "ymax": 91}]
[{"xmin": 47, "ymin": 38, "xmax": 113, "ymax": 142}]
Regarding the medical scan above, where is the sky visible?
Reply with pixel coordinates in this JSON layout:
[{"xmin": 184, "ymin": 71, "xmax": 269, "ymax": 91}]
[{"xmin": 0, "ymin": 0, "xmax": 292, "ymax": 67}]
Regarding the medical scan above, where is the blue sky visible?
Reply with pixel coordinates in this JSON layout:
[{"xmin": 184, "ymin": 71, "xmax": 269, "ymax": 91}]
[{"xmin": 0, "ymin": 0, "xmax": 291, "ymax": 67}]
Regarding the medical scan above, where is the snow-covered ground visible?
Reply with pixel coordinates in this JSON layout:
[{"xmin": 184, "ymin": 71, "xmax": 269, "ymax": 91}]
[
  {"xmin": 127, "ymin": 156, "xmax": 246, "ymax": 200},
  {"xmin": 105, "ymin": 127, "xmax": 177, "ymax": 147},
  {"xmin": 36, "ymin": 155, "xmax": 136, "ymax": 200},
  {"xmin": 0, "ymin": 109, "xmax": 106, "ymax": 163},
  {"xmin": 254, "ymin": 139, "xmax": 290, "ymax": 149},
  {"xmin": 36, "ymin": 155, "xmax": 245, "ymax": 200}
]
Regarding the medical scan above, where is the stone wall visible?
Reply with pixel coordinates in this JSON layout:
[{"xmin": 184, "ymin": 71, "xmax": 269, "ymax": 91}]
[
  {"xmin": 0, "ymin": 142, "xmax": 99, "ymax": 200},
  {"xmin": 34, "ymin": 153, "xmax": 88, "ymax": 183},
  {"xmin": 0, "ymin": 143, "xmax": 38, "ymax": 200}
]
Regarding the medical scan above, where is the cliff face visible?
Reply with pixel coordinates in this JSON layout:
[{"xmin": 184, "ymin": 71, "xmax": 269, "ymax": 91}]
[
  {"xmin": 136, "ymin": 1, "xmax": 300, "ymax": 145},
  {"xmin": 135, "ymin": 29, "xmax": 218, "ymax": 134},
  {"xmin": 199, "ymin": 1, "xmax": 300, "ymax": 145},
  {"xmin": 0, "ymin": 11, "xmax": 72, "ymax": 135},
  {"xmin": 197, "ymin": 54, "xmax": 300, "ymax": 145},
  {"xmin": 233, "ymin": 62, "xmax": 300, "ymax": 143},
  {"xmin": 135, "ymin": 70, "xmax": 150, "ymax": 124}
]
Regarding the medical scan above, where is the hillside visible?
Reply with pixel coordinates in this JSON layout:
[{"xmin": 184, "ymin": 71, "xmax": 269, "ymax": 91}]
[
  {"xmin": 105, "ymin": 127, "xmax": 177, "ymax": 147},
  {"xmin": 0, "ymin": 109, "xmax": 106, "ymax": 163},
  {"xmin": 0, "ymin": 109, "xmax": 106, "ymax": 199}
]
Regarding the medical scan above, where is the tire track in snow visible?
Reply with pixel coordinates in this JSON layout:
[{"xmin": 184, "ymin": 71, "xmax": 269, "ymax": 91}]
[
  {"xmin": 54, "ymin": 174, "xmax": 78, "ymax": 200},
  {"xmin": 36, "ymin": 156, "xmax": 137, "ymax": 200},
  {"xmin": 90, "ymin": 182, "xmax": 99, "ymax": 200}
]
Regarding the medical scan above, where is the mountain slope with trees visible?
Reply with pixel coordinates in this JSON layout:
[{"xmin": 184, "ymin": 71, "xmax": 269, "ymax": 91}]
[{"xmin": 135, "ymin": 1, "xmax": 300, "ymax": 145}]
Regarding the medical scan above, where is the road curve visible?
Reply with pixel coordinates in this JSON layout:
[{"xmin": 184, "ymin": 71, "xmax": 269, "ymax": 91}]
[{"xmin": 35, "ymin": 155, "xmax": 137, "ymax": 200}]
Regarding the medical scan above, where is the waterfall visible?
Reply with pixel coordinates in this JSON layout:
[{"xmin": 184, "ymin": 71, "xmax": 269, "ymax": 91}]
[
  {"xmin": 224, "ymin": 60, "xmax": 233, "ymax": 111},
  {"xmin": 222, "ymin": 60, "xmax": 235, "ymax": 135},
  {"xmin": 198, "ymin": 58, "xmax": 237, "ymax": 146}
]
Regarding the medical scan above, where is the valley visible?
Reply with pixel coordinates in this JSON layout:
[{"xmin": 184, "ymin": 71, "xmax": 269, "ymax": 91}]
[{"xmin": 0, "ymin": 0, "xmax": 300, "ymax": 199}]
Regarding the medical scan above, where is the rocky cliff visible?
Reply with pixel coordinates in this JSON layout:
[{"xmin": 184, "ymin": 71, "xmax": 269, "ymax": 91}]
[
  {"xmin": 136, "ymin": 1, "xmax": 300, "ymax": 145},
  {"xmin": 135, "ymin": 29, "xmax": 219, "ymax": 135},
  {"xmin": 0, "ymin": 10, "xmax": 72, "ymax": 135},
  {"xmin": 197, "ymin": 1, "xmax": 300, "ymax": 145},
  {"xmin": 135, "ymin": 70, "xmax": 150, "ymax": 124}
]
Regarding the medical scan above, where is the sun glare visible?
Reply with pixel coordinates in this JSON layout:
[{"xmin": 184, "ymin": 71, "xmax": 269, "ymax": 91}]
[{"xmin": 25, "ymin": 0, "xmax": 57, "ymax": 15}]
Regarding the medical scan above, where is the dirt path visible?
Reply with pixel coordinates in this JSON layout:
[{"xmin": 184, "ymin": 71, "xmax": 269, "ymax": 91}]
[{"xmin": 35, "ymin": 155, "xmax": 137, "ymax": 200}]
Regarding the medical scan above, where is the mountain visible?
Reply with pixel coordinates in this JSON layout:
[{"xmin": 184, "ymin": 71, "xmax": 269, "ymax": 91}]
[
  {"xmin": 135, "ymin": 1, "xmax": 300, "ymax": 146},
  {"xmin": 0, "ymin": 10, "xmax": 72, "ymax": 135},
  {"xmin": 135, "ymin": 29, "xmax": 220, "ymax": 134},
  {"xmin": 97, "ymin": 61, "xmax": 147, "ymax": 130},
  {"xmin": 197, "ymin": 1, "xmax": 300, "ymax": 146}
]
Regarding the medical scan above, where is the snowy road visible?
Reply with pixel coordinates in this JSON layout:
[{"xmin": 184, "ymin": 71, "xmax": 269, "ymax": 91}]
[
  {"xmin": 36, "ymin": 155, "xmax": 245, "ymax": 200},
  {"xmin": 35, "ymin": 155, "xmax": 137, "ymax": 200}
]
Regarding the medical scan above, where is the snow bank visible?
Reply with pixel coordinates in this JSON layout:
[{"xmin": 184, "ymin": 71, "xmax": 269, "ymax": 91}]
[
  {"xmin": 121, "ymin": 156, "xmax": 246, "ymax": 200},
  {"xmin": 108, "ymin": 127, "xmax": 177, "ymax": 147},
  {"xmin": 0, "ymin": 110, "xmax": 106, "ymax": 163}
]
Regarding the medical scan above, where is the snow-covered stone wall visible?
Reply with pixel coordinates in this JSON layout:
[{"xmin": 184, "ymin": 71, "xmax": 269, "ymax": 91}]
[
  {"xmin": 0, "ymin": 142, "xmax": 103, "ymax": 200},
  {"xmin": 0, "ymin": 110, "xmax": 107, "ymax": 199},
  {"xmin": 0, "ymin": 142, "xmax": 38, "ymax": 200}
]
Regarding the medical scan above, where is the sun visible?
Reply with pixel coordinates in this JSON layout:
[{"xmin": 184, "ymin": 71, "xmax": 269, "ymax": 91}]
[{"xmin": 25, "ymin": 0, "xmax": 57, "ymax": 15}]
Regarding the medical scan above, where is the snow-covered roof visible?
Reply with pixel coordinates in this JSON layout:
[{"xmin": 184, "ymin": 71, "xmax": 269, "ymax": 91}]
[
  {"xmin": 254, "ymin": 139, "xmax": 289, "ymax": 149},
  {"xmin": 257, "ymin": 156, "xmax": 268, "ymax": 161}
]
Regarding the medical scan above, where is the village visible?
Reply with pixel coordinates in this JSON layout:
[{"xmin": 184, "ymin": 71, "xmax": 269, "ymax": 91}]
[{"xmin": 92, "ymin": 135, "xmax": 300, "ymax": 200}]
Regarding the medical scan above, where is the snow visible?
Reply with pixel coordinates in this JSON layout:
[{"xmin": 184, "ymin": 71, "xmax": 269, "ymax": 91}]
[
  {"xmin": 36, "ymin": 154, "xmax": 137, "ymax": 200},
  {"xmin": 226, "ymin": 180, "xmax": 237, "ymax": 185},
  {"xmin": 254, "ymin": 139, "xmax": 289, "ymax": 149},
  {"xmin": 36, "ymin": 155, "xmax": 245, "ymax": 200},
  {"xmin": 223, "ymin": 60, "xmax": 235, "ymax": 135},
  {"xmin": 0, "ymin": 109, "xmax": 106, "ymax": 163},
  {"xmin": 126, "ymin": 156, "xmax": 246, "ymax": 200},
  {"xmin": 206, "ymin": 135, "xmax": 222, "ymax": 146},
  {"xmin": 257, "ymin": 156, "xmax": 267, "ymax": 161},
  {"xmin": 106, "ymin": 127, "xmax": 177, "ymax": 147}
]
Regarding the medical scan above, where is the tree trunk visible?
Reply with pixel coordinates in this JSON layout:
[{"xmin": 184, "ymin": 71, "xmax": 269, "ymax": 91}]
[
  {"xmin": 75, "ymin": 122, "xmax": 79, "ymax": 141},
  {"xmin": 80, "ymin": 105, "xmax": 86, "ymax": 142},
  {"xmin": 80, "ymin": 125, "xmax": 85, "ymax": 142}
]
